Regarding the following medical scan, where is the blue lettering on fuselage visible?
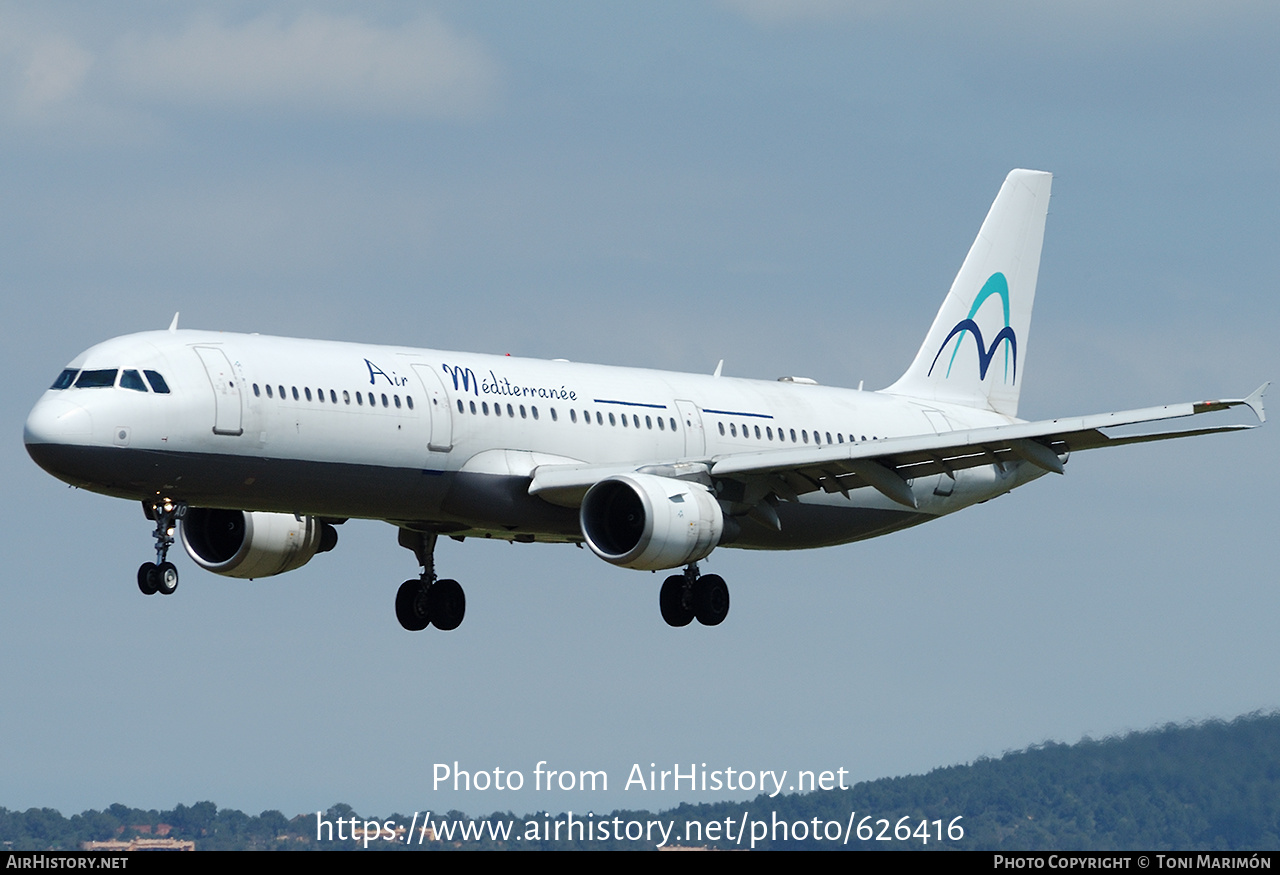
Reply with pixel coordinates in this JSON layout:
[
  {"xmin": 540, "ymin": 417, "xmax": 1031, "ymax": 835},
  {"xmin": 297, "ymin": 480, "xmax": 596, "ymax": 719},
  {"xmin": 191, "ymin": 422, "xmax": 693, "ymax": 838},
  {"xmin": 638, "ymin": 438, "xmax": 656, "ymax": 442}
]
[
  {"xmin": 441, "ymin": 362, "xmax": 578, "ymax": 402},
  {"xmin": 365, "ymin": 359, "xmax": 409, "ymax": 387},
  {"xmin": 442, "ymin": 363, "xmax": 479, "ymax": 394}
]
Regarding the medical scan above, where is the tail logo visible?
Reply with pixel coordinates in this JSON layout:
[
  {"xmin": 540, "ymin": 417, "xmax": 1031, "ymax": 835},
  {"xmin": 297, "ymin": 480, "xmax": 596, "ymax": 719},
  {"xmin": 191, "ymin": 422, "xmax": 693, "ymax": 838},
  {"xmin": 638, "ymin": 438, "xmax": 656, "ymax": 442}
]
[{"xmin": 927, "ymin": 272, "xmax": 1017, "ymax": 384}]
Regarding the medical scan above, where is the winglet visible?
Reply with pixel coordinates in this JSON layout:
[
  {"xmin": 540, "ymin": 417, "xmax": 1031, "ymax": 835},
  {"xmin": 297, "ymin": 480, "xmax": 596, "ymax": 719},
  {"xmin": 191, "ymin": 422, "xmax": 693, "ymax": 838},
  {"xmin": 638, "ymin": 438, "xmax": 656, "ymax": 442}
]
[
  {"xmin": 168, "ymin": 312, "xmax": 180, "ymax": 332},
  {"xmin": 1244, "ymin": 382, "xmax": 1268, "ymax": 423},
  {"xmin": 713, "ymin": 359, "xmax": 724, "ymax": 378}
]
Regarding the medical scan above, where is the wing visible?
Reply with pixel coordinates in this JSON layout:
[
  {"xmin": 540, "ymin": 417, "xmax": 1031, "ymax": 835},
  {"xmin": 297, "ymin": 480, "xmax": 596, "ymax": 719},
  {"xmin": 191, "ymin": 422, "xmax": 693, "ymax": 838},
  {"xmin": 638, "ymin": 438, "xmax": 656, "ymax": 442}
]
[{"xmin": 529, "ymin": 384, "xmax": 1267, "ymax": 511}]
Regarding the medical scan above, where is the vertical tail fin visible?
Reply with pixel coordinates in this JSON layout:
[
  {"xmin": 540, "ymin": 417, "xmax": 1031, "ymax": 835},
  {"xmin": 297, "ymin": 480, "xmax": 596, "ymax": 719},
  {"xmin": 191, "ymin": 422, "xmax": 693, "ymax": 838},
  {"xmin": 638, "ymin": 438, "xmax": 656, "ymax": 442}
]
[{"xmin": 884, "ymin": 169, "xmax": 1051, "ymax": 418}]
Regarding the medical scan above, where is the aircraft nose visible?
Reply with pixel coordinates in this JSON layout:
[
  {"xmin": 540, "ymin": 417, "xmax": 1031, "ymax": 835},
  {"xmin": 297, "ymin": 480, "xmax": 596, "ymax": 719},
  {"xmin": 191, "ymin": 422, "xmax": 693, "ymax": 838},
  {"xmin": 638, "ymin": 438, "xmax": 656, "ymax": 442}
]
[{"xmin": 24, "ymin": 395, "xmax": 93, "ymax": 452}]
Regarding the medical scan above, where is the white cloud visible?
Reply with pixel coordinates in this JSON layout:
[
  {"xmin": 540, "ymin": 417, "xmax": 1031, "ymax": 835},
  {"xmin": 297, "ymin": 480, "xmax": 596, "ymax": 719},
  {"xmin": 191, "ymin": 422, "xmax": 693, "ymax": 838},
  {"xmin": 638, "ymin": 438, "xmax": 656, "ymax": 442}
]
[
  {"xmin": 16, "ymin": 32, "xmax": 91, "ymax": 109},
  {"xmin": 110, "ymin": 12, "xmax": 498, "ymax": 118},
  {"xmin": 0, "ymin": 10, "xmax": 498, "ymax": 129}
]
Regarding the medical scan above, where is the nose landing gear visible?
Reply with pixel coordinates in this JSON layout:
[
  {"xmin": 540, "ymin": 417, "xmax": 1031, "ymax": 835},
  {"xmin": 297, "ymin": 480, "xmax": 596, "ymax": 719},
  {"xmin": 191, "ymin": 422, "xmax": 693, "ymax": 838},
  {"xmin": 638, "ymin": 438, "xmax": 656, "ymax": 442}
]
[
  {"xmin": 138, "ymin": 499, "xmax": 185, "ymax": 596},
  {"xmin": 660, "ymin": 563, "xmax": 729, "ymax": 628}
]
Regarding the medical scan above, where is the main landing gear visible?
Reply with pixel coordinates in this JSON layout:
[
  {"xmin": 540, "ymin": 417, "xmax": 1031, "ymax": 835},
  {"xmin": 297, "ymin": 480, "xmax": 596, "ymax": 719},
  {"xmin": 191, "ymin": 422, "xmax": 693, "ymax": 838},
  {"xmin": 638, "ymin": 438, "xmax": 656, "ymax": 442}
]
[
  {"xmin": 660, "ymin": 564, "xmax": 729, "ymax": 628},
  {"xmin": 395, "ymin": 529, "xmax": 466, "ymax": 632},
  {"xmin": 137, "ymin": 499, "xmax": 186, "ymax": 596}
]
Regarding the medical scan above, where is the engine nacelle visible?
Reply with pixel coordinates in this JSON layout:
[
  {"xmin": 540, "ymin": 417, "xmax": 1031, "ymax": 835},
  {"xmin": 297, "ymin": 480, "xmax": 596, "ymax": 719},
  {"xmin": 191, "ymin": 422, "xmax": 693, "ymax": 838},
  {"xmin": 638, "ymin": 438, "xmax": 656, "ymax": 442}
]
[
  {"xmin": 181, "ymin": 508, "xmax": 337, "ymax": 579},
  {"xmin": 580, "ymin": 473, "xmax": 724, "ymax": 570}
]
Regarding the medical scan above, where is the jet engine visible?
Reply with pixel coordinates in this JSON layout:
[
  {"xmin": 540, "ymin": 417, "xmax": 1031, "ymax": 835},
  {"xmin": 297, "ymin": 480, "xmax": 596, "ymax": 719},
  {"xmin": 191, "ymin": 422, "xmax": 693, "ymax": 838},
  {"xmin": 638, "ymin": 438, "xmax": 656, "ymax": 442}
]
[
  {"xmin": 181, "ymin": 508, "xmax": 337, "ymax": 578},
  {"xmin": 579, "ymin": 473, "xmax": 724, "ymax": 570}
]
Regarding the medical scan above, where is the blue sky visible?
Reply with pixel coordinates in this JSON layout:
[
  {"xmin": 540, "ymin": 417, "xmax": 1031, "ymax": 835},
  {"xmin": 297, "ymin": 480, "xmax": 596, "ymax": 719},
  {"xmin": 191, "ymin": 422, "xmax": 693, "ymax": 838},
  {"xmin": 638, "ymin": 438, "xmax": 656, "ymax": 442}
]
[{"xmin": 2, "ymin": 1, "xmax": 1277, "ymax": 821}]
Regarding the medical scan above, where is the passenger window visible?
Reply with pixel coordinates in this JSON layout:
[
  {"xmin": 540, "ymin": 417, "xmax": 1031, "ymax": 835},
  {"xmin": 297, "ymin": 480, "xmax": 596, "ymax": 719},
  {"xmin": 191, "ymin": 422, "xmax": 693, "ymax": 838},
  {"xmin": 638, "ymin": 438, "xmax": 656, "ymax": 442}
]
[
  {"xmin": 483, "ymin": 402, "xmax": 490, "ymax": 415},
  {"xmin": 520, "ymin": 405, "xmax": 527, "ymax": 419},
  {"xmin": 342, "ymin": 390, "xmax": 349, "ymax": 404},
  {"xmin": 356, "ymin": 392, "xmax": 364, "ymax": 406},
  {"xmin": 669, "ymin": 418, "xmax": 676, "ymax": 431},
  {"xmin": 251, "ymin": 382, "xmax": 260, "ymax": 397},
  {"xmin": 406, "ymin": 396, "xmax": 413, "ymax": 410},
  {"xmin": 317, "ymin": 388, "xmax": 325, "ymax": 403},
  {"xmin": 550, "ymin": 408, "xmax": 556, "ymax": 421},
  {"xmin": 75, "ymin": 369, "xmax": 118, "ymax": 389},
  {"xmin": 51, "ymin": 369, "xmax": 78, "ymax": 390},
  {"xmin": 533, "ymin": 406, "xmax": 540, "ymax": 420},
  {"xmin": 597, "ymin": 412, "xmax": 603, "ymax": 425},
  {"xmin": 121, "ymin": 370, "xmax": 148, "ymax": 392},
  {"xmin": 730, "ymin": 423, "xmax": 737, "ymax": 437},
  {"xmin": 645, "ymin": 415, "xmax": 652, "ymax": 429},
  {"xmin": 507, "ymin": 404, "xmax": 514, "ymax": 417},
  {"xmin": 305, "ymin": 388, "xmax": 312, "ymax": 401},
  {"xmin": 621, "ymin": 413, "xmax": 627, "ymax": 427},
  {"xmin": 608, "ymin": 412, "xmax": 616, "ymax": 426},
  {"xmin": 457, "ymin": 399, "xmax": 464, "ymax": 413},
  {"xmin": 292, "ymin": 387, "xmax": 300, "ymax": 400},
  {"xmin": 266, "ymin": 385, "xmax": 274, "ymax": 399},
  {"xmin": 658, "ymin": 417, "xmax": 665, "ymax": 431},
  {"xmin": 570, "ymin": 409, "xmax": 577, "ymax": 423}
]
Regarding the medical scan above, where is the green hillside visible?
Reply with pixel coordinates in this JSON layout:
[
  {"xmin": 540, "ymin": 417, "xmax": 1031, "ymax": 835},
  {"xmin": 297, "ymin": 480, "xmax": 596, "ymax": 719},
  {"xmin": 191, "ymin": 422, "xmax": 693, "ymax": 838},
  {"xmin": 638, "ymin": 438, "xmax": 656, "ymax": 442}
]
[{"xmin": 4, "ymin": 711, "xmax": 1278, "ymax": 850}]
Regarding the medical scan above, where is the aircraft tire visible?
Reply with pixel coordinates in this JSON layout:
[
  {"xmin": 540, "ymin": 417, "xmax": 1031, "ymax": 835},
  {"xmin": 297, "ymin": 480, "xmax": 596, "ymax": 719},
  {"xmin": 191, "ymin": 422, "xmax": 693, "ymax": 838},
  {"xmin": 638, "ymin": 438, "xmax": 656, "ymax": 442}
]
[
  {"xmin": 428, "ymin": 579, "xmax": 466, "ymax": 631},
  {"xmin": 693, "ymin": 574, "xmax": 729, "ymax": 626},
  {"xmin": 137, "ymin": 563, "xmax": 159, "ymax": 596},
  {"xmin": 395, "ymin": 579, "xmax": 430, "ymax": 631},
  {"xmin": 155, "ymin": 562, "xmax": 179, "ymax": 595},
  {"xmin": 659, "ymin": 575, "xmax": 694, "ymax": 627}
]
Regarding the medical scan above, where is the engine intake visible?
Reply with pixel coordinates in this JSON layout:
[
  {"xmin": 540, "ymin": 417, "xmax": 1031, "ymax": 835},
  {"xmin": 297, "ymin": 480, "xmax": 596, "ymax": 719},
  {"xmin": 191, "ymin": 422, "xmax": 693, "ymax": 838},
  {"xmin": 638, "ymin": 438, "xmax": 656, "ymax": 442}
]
[
  {"xmin": 181, "ymin": 509, "xmax": 336, "ymax": 578},
  {"xmin": 580, "ymin": 473, "xmax": 724, "ymax": 570}
]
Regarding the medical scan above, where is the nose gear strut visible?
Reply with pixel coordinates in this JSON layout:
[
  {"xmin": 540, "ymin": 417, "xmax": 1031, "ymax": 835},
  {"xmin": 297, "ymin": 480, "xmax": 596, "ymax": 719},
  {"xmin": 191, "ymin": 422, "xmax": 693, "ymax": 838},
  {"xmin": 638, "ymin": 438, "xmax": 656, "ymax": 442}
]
[{"xmin": 137, "ymin": 499, "xmax": 186, "ymax": 596}]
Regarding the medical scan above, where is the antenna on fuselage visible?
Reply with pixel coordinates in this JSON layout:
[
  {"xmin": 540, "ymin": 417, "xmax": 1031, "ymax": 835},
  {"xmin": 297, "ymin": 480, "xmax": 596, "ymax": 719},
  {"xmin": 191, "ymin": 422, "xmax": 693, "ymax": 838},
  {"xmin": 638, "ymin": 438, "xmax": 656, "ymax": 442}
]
[
  {"xmin": 713, "ymin": 359, "xmax": 723, "ymax": 378},
  {"xmin": 167, "ymin": 312, "xmax": 180, "ymax": 332}
]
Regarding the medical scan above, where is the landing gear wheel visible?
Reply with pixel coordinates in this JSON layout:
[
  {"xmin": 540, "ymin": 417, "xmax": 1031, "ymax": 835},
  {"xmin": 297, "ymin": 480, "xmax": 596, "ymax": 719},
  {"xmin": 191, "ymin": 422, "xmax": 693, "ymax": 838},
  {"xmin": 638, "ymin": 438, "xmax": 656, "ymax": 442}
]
[
  {"xmin": 693, "ymin": 574, "xmax": 730, "ymax": 626},
  {"xmin": 428, "ymin": 578, "xmax": 466, "ymax": 631},
  {"xmin": 155, "ymin": 562, "xmax": 179, "ymax": 595},
  {"xmin": 396, "ymin": 579, "xmax": 430, "ymax": 631},
  {"xmin": 660, "ymin": 575, "xmax": 694, "ymax": 627},
  {"xmin": 137, "ymin": 563, "xmax": 159, "ymax": 596}
]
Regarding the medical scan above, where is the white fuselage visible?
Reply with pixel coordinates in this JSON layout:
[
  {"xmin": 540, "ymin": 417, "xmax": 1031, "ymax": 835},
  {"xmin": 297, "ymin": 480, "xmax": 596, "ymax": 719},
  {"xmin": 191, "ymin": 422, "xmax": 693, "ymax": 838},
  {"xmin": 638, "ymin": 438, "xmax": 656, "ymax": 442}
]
[{"xmin": 24, "ymin": 329, "xmax": 1038, "ymax": 553}]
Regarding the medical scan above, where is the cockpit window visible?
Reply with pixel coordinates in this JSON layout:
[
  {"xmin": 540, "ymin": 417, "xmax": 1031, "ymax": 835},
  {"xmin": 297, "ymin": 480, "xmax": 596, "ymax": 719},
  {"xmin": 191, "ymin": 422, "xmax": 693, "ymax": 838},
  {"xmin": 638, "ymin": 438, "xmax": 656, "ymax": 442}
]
[
  {"xmin": 51, "ymin": 369, "xmax": 78, "ymax": 390},
  {"xmin": 144, "ymin": 371, "xmax": 171, "ymax": 394},
  {"xmin": 75, "ymin": 369, "xmax": 118, "ymax": 389},
  {"xmin": 120, "ymin": 369, "xmax": 147, "ymax": 392}
]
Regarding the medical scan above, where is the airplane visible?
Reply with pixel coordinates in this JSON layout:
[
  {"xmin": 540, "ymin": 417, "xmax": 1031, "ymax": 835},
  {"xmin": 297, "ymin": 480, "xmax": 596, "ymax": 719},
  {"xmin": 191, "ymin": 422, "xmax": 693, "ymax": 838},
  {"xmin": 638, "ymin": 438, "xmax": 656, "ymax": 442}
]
[{"xmin": 23, "ymin": 169, "xmax": 1267, "ymax": 633}]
